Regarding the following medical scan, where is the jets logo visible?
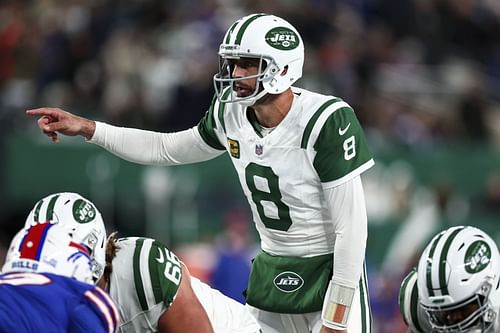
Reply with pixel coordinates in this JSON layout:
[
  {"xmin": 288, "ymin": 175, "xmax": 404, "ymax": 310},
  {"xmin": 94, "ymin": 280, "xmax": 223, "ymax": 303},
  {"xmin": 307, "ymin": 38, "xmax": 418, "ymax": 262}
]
[
  {"xmin": 273, "ymin": 271, "xmax": 304, "ymax": 292},
  {"xmin": 72, "ymin": 199, "xmax": 96, "ymax": 224},
  {"xmin": 265, "ymin": 27, "xmax": 299, "ymax": 50},
  {"xmin": 464, "ymin": 240, "xmax": 491, "ymax": 273}
]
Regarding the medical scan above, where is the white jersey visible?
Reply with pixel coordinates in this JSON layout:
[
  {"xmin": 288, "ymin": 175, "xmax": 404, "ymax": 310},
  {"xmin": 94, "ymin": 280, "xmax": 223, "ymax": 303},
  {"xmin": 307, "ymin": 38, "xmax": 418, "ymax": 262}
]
[
  {"xmin": 108, "ymin": 237, "xmax": 260, "ymax": 333},
  {"xmin": 197, "ymin": 87, "xmax": 374, "ymax": 257}
]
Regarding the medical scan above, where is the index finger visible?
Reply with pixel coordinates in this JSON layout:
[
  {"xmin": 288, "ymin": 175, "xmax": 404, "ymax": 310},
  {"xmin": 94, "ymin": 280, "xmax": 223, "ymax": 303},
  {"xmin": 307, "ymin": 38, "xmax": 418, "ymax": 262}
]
[{"xmin": 26, "ymin": 108, "xmax": 60, "ymax": 117}]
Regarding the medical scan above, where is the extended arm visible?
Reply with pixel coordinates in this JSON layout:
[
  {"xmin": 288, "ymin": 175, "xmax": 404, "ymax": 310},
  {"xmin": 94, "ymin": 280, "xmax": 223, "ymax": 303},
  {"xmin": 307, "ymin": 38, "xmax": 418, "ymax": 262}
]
[
  {"xmin": 26, "ymin": 108, "xmax": 224, "ymax": 165},
  {"xmin": 90, "ymin": 122, "xmax": 224, "ymax": 165},
  {"xmin": 321, "ymin": 176, "xmax": 368, "ymax": 332}
]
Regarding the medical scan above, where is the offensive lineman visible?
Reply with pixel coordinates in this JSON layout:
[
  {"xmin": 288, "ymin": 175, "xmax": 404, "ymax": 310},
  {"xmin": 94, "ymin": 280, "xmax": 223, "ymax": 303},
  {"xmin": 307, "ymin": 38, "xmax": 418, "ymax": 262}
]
[
  {"xmin": 27, "ymin": 13, "xmax": 374, "ymax": 332},
  {"xmin": 98, "ymin": 234, "xmax": 261, "ymax": 333}
]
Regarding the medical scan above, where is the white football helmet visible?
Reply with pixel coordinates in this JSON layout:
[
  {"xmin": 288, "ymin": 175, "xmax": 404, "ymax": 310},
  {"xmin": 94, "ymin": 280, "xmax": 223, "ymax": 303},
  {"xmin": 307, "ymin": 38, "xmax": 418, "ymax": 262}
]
[
  {"xmin": 23, "ymin": 192, "xmax": 106, "ymax": 282},
  {"xmin": 213, "ymin": 13, "xmax": 304, "ymax": 106},
  {"xmin": 417, "ymin": 226, "xmax": 500, "ymax": 332},
  {"xmin": 2, "ymin": 222, "xmax": 94, "ymax": 284}
]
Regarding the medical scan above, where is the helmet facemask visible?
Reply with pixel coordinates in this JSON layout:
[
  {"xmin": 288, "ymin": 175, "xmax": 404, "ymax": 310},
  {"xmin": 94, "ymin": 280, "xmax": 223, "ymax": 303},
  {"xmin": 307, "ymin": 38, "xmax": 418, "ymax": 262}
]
[
  {"xmin": 423, "ymin": 281, "xmax": 496, "ymax": 333},
  {"xmin": 213, "ymin": 13, "xmax": 304, "ymax": 107},
  {"xmin": 213, "ymin": 54, "xmax": 277, "ymax": 106}
]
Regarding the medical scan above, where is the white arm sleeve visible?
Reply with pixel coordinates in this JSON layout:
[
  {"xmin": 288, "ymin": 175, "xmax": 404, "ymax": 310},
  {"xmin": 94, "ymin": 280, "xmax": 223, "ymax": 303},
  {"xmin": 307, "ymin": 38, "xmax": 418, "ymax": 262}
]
[
  {"xmin": 324, "ymin": 175, "xmax": 367, "ymax": 288},
  {"xmin": 88, "ymin": 122, "xmax": 225, "ymax": 165}
]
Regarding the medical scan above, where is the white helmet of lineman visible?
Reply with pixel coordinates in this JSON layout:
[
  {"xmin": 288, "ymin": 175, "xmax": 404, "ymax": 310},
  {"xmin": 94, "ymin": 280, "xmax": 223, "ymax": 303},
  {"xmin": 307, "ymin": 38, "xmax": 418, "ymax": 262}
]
[
  {"xmin": 23, "ymin": 192, "xmax": 107, "ymax": 282},
  {"xmin": 213, "ymin": 13, "xmax": 304, "ymax": 106},
  {"xmin": 417, "ymin": 225, "xmax": 500, "ymax": 332},
  {"xmin": 2, "ymin": 222, "xmax": 94, "ymax": 284}
]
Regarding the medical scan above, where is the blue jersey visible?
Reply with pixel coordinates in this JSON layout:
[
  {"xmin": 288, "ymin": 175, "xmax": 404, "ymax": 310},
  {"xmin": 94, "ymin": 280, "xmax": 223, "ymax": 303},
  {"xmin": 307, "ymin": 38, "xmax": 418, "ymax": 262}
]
[{"xmin": 0, "ymin": 272, "xmax": 119, "ymax": 333}]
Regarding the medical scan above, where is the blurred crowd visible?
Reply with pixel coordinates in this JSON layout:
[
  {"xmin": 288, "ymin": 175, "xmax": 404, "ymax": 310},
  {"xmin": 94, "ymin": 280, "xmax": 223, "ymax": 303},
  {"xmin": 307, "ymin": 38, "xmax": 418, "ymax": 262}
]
[
  {"xmin": 1, "ymin": 0, "xmax": 500, "ymax": 145},
  {"xmin": 2, "ymin": 0, "xmax": 500, "ymax": 332}
]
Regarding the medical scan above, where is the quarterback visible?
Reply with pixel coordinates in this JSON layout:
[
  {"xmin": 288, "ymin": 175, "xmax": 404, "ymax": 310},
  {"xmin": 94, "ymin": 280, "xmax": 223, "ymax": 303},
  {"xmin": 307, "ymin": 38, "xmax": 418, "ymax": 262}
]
[
  {"xmin": 27, "ymin": 13, "xmax": 374, "ymax": 332},
  {"xmin": 98, "ymin": 234, "xmax": 262, "ymax": 333},
  {"xmin": 399, "ymin": 226, "xmax": 500, "ymax": 333}
]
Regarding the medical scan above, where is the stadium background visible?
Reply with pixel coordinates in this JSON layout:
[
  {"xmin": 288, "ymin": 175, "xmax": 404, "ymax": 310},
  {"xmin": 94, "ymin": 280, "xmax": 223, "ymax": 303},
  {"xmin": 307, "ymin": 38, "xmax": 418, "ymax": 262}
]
[{"xmin": 1, "ymin": 0, "xmax": 500, "ymax": 332}]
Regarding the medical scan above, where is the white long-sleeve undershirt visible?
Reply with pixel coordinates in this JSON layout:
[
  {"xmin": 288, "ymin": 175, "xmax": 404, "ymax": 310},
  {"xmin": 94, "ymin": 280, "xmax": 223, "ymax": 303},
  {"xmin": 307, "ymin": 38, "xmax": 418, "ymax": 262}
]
[
  {"xmin": 324, "ymin": 176, "xmax": 368, "ymax": 288},
  {"xmin": 89, "ymin": 122, "xmax": 224, "ymax": 165}
]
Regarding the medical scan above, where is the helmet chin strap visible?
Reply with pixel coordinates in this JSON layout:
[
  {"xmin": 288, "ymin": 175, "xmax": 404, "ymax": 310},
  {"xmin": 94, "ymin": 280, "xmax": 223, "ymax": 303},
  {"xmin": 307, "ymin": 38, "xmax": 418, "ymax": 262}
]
[
  {"xmin": 236, "ymin": 77, "xmax": 272, "ymax": 107},
  {"xmin": 237, "ymin": 89, "xmax": 268, "ymax": 107}
]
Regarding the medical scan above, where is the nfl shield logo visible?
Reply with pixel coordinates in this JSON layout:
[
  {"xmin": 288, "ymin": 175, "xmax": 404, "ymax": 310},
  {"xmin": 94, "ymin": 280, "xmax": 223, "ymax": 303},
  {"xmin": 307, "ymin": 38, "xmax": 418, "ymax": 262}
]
[{"xmin": 255, "ymin": 144, "xmax": 263, "ymax": 156}]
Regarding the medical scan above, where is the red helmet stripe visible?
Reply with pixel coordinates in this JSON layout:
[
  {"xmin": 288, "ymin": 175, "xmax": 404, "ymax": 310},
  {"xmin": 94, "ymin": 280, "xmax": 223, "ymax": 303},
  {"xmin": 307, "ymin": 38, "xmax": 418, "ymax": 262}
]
[{"xmin": 19, "ymin": 222, "xmax": 54, "ymax": 261}]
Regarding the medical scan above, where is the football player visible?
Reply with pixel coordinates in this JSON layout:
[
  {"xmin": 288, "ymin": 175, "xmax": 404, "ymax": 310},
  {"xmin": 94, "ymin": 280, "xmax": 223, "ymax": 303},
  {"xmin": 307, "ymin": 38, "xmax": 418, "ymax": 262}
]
[
  {"xmin": 399, "ymin": 226, "xmax": 500, "ymax": 332},
  {"xmin": 27, "ymin": 13, "xmax": 374, "ymax": 332},
  {"xmin": 98, "ymin": 234, "xmax": 262, "ymax": 333},
  {"xmin": 0, "ymin": 221, "xmax": 119, "ymax": 333}
]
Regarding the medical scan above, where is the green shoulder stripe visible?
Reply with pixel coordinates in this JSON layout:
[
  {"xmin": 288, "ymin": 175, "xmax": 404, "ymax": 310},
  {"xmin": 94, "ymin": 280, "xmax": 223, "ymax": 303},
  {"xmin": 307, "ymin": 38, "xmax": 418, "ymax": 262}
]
[
  {"xmin": 147, "ymin": 239, "xmax": 182, "ymax": 307},
  {"xmin": 148, "ymin": 240, "xmax": 163, "ymax": 304},
  {"xmin": 133, "ymin": 238, "xmax": 148, "ymax": 311},
  {"xmin": 300, "ymin": 98, "xmax": 340, "ymax": 149},
  {"xmin": 197, "ymin": 94, "xmax": 225, "ymax": 150},
  {"xmin": 312, "ymin": 106, "xmax": 373, "ymax": 182},
  {"xmin": 217, "ymin": 89, "xmax": 231, "ymax": 133}
]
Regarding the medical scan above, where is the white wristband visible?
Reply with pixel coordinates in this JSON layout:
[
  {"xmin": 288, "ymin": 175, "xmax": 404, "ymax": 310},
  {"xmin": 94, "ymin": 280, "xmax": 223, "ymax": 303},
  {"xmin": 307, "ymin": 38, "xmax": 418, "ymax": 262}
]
[{"xmin": 322, "ymin": 280, "xmax": 356, "ymax": 329}]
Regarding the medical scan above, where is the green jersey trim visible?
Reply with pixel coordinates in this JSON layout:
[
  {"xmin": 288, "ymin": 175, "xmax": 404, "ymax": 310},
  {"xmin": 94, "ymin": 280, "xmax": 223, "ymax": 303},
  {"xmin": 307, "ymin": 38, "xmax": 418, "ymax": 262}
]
[
  {"xmin": 300, "ymin": 98, "xmax": 340, "ymax": 149},
  {"xmin": 360, "ymin": 264, "xmax": 372, "ymax": 333},
  {"xmin": 149, "ymin": 241, "xmax": 163, "ymax": 304},
  {"xmin": 217, "ymin": 89, "xmax": 231, "ymax": 134},
  {"xmin": 197, "ymin": 95, "xmax": 225, "ymax": 150},
  {"xmin": 129, "ymin": 238, "xmax": 182, "ymax": 312},
  {"xmin": 247, "ymin": 109, "xmax": 264, "ymax": 138},
  {"xmin": 312, "ymin": 106, "xmax": 373, "ymax": 183},
  {"xmin": 133, "ymin": 238, "xmax": 148, "ymax": 311}
]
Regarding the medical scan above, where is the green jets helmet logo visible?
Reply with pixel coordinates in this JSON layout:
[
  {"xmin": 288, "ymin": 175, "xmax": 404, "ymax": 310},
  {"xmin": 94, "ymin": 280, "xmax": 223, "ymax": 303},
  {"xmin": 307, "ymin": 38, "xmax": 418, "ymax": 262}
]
[
  {"xmin": 464, "ymin": 240, "xmax": 491, "ymax": 273},
  {"xmin": 72, "ymin": 199, "xmax": 96, "ymax": 224},
  {"xmin": 265, "ymin": 27, "xmax": 299, "ymax": 50},
  {"xmin": 273, "ymin": 271, "xmax": 304, "ymax": 292}
]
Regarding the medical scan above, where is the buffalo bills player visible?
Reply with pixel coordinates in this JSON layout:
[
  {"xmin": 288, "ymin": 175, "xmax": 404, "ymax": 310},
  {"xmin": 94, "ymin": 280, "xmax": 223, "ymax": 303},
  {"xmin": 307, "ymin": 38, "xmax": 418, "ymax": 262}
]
[{"xmin": 0, "ymin": 221, "xmax": 119, "ymax": 333}]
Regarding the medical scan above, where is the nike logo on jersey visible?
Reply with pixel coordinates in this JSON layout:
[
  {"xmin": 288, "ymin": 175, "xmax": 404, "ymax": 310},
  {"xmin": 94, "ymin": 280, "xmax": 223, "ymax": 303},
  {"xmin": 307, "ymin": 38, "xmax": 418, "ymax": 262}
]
[
  {"xmin": 156, "ymin": 248, "xmax": 164, "ymax": 264},
  {"xmin": 338, "ymin": 123, "xmax": 351, "ymax": 135}
]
